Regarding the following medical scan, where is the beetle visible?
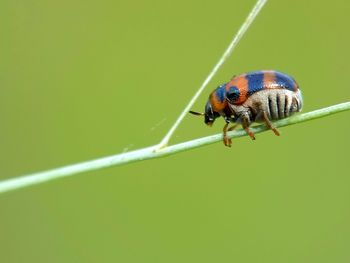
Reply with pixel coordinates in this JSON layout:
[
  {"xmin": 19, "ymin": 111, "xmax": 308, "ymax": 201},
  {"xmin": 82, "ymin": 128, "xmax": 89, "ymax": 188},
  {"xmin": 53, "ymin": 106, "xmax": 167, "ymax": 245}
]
[{"xmin": 189, "ymin": 70, "xmax": 303, "ymax": 147}]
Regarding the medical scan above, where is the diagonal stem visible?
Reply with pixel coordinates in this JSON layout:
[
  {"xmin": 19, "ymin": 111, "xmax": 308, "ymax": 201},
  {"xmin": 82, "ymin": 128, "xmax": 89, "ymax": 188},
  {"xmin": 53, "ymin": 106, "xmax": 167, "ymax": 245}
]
[
  {"xmin": 157, "ymin": 0, "xmax": 268, "ymax": 149},
  {"xmin": 0, "ymin": 102, "xmax": 349, "ymax": 194}
]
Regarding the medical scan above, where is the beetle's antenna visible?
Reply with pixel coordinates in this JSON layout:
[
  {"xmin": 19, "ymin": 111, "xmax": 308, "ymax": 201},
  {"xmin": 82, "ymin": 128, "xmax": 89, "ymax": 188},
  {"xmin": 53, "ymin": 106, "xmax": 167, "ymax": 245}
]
[{"xmin": 189, "ymin": 111, "xmax": 205, "ymax": 116}]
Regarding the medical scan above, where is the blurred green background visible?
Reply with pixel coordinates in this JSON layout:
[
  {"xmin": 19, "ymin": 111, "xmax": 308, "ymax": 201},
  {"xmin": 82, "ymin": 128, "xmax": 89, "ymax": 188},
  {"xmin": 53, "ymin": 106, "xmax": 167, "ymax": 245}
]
[{"xmin": 1, "ymin": 0, "xmax": 350, "ymax": 262}]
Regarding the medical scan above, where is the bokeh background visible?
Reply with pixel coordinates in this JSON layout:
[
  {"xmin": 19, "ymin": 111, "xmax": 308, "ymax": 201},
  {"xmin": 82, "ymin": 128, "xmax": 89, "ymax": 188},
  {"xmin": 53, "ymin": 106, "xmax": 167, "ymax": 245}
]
[{"xmin": 1, "ymin": 0, "xmax": 350, "ymax": 262}]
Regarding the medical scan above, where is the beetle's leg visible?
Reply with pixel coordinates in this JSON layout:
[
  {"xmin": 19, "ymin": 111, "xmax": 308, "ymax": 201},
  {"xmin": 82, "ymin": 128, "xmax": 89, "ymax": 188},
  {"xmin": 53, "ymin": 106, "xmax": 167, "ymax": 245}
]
[
  {"xmin": 241, "ymin": 114, "xmax": 255, "ymax": 140},
  {"xmin": 262, "ymin": 111, "xmax": 280, "ymax": 136},
  {"xmin": 223, "ymin": 123, "xmax": 240, "ymax": 147},
  {"xmin": 223, "ymin": 123, "xmax": 232, "ymax": 147}
]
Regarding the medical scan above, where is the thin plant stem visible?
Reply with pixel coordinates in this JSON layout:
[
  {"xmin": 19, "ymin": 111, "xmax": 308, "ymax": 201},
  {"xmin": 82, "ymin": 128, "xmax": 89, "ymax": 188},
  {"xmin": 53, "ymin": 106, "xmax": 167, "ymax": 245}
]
[
  {"xmin": 0, "ymin": 0, "xmax": 269, "ymax": 195},
  {"xmin": 157, "ymin": 0, "xmax": 268, "ymax": 148},
  {"xmin": 0, "ymin": 102, "xmax": 349, "ymax": 194}
]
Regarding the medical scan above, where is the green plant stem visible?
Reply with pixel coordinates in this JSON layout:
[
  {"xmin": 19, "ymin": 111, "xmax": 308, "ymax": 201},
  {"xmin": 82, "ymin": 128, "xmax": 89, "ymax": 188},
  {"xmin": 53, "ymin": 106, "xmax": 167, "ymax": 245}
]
[
  {"xmin": 0, "ymin": 102, "xmax": 349, "ymax": 194},
  {"xmin": 0, "ymin": 0, "xmax": 269, "ymax": 195}
]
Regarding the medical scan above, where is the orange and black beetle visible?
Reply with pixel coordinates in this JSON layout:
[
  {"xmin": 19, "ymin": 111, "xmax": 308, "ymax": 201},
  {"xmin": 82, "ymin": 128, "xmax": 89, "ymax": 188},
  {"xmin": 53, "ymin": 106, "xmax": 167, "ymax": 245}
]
[{"xmin": 190, "ymin": 70, "xmax": 303, "ymax": 147}]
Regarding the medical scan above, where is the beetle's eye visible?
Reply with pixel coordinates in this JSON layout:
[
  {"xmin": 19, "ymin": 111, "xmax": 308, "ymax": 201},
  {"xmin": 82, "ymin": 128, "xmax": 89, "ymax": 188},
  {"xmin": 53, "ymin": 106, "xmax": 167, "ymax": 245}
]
[{"xmin": 226, "ymin": 86, "xmax": 240, "ymax": 102}]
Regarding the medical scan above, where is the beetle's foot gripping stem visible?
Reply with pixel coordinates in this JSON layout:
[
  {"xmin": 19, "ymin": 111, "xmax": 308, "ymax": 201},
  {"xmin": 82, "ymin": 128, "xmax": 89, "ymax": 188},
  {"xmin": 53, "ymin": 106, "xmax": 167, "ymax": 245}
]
[
  {"xmin": 262, "ymin": 111, "xmax": 280, "ymax": 136},
  {"xmin": 244, "ymin": 127, "xmax": 256, "ymax": 140},
  {"xmin": 223, "ymin": 123, "xmax": 232, "ymax": 147},
  {"xmin": 241, "ymin": 115, "xmax": 256, "ymax": 140},
  {"xmin": 222, "ymin": 123, "xmax": 239, "ymax": 147}
]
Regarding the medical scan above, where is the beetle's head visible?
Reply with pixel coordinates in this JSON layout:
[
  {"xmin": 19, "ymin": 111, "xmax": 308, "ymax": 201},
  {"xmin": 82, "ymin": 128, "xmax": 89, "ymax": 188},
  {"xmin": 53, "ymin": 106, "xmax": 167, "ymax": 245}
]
[{"xmin": 189, "ymin": 101, "xmax": 220, "ymax": 127}]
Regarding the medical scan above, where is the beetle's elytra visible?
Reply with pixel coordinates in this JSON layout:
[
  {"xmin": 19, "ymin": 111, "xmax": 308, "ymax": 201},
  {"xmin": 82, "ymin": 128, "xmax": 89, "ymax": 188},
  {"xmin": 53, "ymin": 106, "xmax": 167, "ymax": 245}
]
[{"xmin": 189, "ymin": 70, "xmax": 303, "ymax": 147}]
